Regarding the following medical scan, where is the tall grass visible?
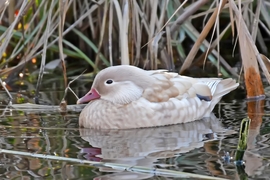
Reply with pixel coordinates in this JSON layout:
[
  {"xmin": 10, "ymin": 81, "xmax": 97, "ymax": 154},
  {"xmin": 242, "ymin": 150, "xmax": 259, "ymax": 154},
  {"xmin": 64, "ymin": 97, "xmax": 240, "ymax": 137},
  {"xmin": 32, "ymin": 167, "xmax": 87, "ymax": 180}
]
[{"xmin": 0, "ymin": 0, "xmax": 269, "ymax": 97}]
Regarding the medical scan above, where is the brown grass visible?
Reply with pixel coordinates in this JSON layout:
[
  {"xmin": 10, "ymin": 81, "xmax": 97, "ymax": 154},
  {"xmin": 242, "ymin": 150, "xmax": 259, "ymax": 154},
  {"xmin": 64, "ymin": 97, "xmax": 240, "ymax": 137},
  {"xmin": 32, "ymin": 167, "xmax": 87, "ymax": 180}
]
[{"xmin": 0, "ymin": 0, "xmax": 269, "ymax": 98}]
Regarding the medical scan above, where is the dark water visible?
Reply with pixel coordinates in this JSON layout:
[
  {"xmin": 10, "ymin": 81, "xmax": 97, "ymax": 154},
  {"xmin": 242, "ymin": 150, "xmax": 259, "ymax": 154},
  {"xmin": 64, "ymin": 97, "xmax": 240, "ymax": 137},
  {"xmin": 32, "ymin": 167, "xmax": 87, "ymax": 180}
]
[{"xmin": 0, "ymin": 77, "xmax": 269, "ymax": 180}]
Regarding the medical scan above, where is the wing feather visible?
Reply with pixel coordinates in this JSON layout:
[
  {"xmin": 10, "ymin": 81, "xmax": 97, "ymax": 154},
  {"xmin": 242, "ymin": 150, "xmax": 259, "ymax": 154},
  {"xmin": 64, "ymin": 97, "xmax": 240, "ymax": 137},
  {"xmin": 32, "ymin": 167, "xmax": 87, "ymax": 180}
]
[{"xmin": 142, "ymin": 71, "xmax": 214, "ymax": 102}]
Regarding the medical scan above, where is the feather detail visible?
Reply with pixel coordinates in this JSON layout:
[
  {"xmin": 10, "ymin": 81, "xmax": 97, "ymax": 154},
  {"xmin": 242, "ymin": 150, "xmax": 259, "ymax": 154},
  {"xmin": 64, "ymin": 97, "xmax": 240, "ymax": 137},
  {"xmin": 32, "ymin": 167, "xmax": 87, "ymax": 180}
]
[{"xmin": 78, "ymin": 65, "xmax": 239, "ymax": 129}]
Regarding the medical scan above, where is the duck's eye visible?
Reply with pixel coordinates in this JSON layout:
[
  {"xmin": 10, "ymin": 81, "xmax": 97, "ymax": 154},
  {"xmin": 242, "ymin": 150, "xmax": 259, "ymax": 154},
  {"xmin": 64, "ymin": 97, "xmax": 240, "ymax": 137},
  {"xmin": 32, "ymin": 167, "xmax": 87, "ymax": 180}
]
[{"xmin": 105, "ymin": 79, "xmax": 113, "ymax": 84}]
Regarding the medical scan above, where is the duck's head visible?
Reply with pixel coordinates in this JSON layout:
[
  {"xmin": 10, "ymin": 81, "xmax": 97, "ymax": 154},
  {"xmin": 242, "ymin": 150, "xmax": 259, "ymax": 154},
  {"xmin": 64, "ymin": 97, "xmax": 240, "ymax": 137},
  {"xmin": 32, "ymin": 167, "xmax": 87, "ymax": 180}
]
[{"xmin": 77, "ymin": 65, "xmax": 153, "ymax": 105}]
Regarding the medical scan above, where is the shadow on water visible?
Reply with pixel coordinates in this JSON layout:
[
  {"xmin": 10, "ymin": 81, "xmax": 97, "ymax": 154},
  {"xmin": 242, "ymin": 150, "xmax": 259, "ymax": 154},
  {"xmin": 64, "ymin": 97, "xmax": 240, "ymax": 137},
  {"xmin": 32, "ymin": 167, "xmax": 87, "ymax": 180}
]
[{"xmin": 0, "ymin": 75, "xmax": 270, "ymax": 179}]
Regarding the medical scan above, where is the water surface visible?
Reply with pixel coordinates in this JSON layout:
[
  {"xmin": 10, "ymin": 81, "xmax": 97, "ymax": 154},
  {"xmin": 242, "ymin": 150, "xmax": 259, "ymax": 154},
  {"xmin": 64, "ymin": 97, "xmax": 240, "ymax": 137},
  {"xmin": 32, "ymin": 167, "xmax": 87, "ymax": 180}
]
[{"xmin": 0, "ymin": 84, "xmax": 269, "ymax": 179}]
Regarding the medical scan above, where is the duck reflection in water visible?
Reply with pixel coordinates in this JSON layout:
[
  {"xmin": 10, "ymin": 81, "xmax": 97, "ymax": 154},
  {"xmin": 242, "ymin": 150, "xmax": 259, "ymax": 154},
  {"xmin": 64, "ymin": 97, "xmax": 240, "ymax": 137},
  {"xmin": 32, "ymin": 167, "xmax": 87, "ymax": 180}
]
[{"xmin": 79, "ymin": 114, "xmax": 235, "ymax": 179}]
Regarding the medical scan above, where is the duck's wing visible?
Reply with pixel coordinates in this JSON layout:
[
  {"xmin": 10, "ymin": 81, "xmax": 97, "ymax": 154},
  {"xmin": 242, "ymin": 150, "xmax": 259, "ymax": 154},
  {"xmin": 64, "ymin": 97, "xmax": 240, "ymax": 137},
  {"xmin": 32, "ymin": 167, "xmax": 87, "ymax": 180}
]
[{"xmin": 142, "ymin": 71, "xmax": 214, "ymax": 102}]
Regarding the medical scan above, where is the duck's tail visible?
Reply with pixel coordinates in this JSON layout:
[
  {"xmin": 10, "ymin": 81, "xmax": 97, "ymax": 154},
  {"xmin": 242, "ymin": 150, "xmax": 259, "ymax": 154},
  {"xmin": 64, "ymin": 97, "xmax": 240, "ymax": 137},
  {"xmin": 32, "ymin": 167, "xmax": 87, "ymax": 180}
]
[
  {"xmin": 203, "ymin": 78, "xmax": 239, "ymax": 116},
  {"xmin": 212, "ymin": 78, "xmax": 239, "ymax": 99}
]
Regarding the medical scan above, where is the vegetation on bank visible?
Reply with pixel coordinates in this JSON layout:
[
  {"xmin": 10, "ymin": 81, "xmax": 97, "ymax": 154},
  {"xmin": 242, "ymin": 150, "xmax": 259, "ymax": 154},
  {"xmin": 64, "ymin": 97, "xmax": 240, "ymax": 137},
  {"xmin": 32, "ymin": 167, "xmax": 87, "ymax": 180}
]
[{"xmin": 0, "ymin": 0, "xmax": 269, "ymax": 98}]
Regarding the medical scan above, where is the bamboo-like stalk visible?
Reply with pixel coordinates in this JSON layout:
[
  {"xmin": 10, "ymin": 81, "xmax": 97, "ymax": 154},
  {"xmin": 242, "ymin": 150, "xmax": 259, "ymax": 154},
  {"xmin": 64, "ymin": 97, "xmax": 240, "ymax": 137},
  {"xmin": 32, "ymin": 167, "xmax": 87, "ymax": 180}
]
[
  {"xmin": 108, "ymin": 0, "xmax": 113, "ymax": 66},
  {"xmin": 182, "ymin": 22, "xmax": 231, "ymax": 77},
  {"xmin": 180, "ymin": 0, "xmax": 228, "ymax": 74},
  {"xmin": 58, "ymin": 0, "xmax": 69, "ymax": 88},
  {"xmin": 133, "ymin": 0, "xmax": 142, "ymax": 66},
  {"xmin": 229, "ymin": 0, "xmax": 268, "ymax": 98},
  {"xmin": 1, "ymin": 0, "xmax": 107, "ymax": 76},
  {"xmin": 9, "ymin": 0, "xmax": 47, "ymax": 63},
  {"xmin": 1, "ymin": 0, "xmax": 270, "ymax": 93},
  {"xmin": 251, "ymin": 0, "xmax": 261, "ymax": 41},
  {"xmin": 35, "ymin": 0, "xmax": 55, "ymax": 104},
  {"xmin": 121, "ymin": 0, "xmax": 130, "ymax": 65},
  {"xmin": 8, "ymin": 0, "xmax": 15, "ymax": 25},
  {"xmin": 11, "ymin": 103, "xmax": 85, "ymax": 112},
  {"xmin": 94, "ymin": 0, "xmax": 109, "ymax": 69}
]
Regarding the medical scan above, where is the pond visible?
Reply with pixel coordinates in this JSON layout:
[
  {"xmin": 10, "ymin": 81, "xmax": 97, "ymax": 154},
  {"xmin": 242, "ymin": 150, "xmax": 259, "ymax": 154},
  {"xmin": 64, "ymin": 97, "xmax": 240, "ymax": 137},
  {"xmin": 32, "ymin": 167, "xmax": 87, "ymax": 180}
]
[{"xmin": 0, "ymin": 75, "xmax": 269, "ymax": 180}]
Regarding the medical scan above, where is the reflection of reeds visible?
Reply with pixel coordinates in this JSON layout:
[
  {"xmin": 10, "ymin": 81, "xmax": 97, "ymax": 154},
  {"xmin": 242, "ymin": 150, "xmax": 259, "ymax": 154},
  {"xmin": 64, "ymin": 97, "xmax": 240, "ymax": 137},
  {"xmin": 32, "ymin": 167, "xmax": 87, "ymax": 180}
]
[{"xmin": 0, "ymin": 141, "xmax": 227, "ymax": 180}]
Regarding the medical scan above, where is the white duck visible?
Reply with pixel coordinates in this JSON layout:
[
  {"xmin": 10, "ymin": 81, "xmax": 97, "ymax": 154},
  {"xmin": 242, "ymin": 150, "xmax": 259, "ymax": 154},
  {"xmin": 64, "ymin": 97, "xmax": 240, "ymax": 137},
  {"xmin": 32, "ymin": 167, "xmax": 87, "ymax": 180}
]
[{"xmin": 77, "ymin": 65, "xmax": 238, "ymax": 129}]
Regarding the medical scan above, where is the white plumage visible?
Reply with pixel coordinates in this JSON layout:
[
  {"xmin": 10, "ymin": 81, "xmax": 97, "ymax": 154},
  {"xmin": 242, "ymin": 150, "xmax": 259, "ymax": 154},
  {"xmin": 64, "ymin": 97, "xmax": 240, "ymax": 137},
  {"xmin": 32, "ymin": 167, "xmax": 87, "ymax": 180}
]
[{"xmin": 77, "ymin": 65, "xmax": 239, "ymax": 129}]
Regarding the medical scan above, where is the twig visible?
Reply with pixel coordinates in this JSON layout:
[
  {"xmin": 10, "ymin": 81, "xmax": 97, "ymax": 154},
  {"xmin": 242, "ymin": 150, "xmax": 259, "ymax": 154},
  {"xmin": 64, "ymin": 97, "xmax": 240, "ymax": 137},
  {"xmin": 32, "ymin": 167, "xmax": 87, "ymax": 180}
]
[
  {"xmin": 170, "ymin": 0, "xmax": 209, "ymax": 35},
  {"xmin": 61, "ymin": 69, "xmax": 87, "ymax": 102},
  {"xmin": 0, "ymin": 148, "xmax": 228, "ymax": 180},
  {"xmin": 0, "ymin": 78, "xmax": 12, "ymax": 100},
  {"xmin": 0, "ymin": 103, "xmax": 11, "ymax": 117},
  {"xmin": 0, "ymin": 0, "xmax": 29, "ymax": 61},
  {"xmin": 141, "ymin": 0, "xmax": 188, "ymax": 49},
  {"xmin": 180, "ymin": 0, "xmax": 228, "ymax": 74},
  {"xmin": 0, "ymin": 124, "xmax": 82, "ymax": 131}
]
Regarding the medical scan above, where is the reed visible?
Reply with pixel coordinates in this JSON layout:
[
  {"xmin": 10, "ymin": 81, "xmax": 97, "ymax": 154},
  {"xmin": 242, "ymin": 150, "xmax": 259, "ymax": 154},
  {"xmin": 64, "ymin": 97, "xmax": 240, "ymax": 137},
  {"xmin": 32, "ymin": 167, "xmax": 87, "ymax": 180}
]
[
  {"xmin": 0, "ymin": 0, "xmax": 269, "ymax": 96},
  {"xmin": 0, "ymin": 148, "xmax": 228, "ymax": 180}
]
